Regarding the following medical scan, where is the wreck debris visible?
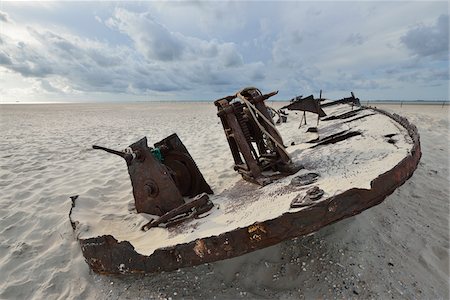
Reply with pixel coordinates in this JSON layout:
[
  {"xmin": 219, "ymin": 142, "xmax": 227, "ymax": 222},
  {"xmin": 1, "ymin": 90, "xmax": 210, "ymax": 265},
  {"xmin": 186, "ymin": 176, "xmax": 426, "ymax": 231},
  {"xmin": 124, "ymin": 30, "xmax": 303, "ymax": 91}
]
[
  {"xmin": 93, "ymin": 138, "xmax": 183, "ymax": 215},
  {"xmin": 282, "ymin": 94, "xmax": 327, "ymax": 129},
  {"xmin": 276, "ymin": 109, "xmax": 288, "ymax": 124},
  {"xmin": 155, "ymin": 134, "xmax": 213, "ymax": 198},
  {"xmin": 214, "ymin": 87, "xmax": 300, "ymax": 185},
  {"xmin": 69, "ymin": 92, "xmax": 422, "ymax": 275},
  {"xmin": 311, "ymin": 131, "xmax": 362, "ymax": 148},
  {"xmin": 282, "ymin": 94, "xmax": 327, "ymax": 128},
  {"xmin": 321, "ymin": 91, "xmax": 361, "ymax": 108},
  {"xmin": 290, "ymin": 172, "xmax": 320, "ymax": 186},
  {"xmin": 321, "ymin": 108, "xmax": 364, "ymax": 121},
  {"xmin": 268, "ymin": 106, "xmax": 288, "ymax": 124},
  {"xmin": 93, "ymin": 133, "xmax": 213, "ymax": 228},
  {"xmin": 290, "ymin": 186, "xmax": 325, "ymax": 208},
  {"xmin": 141, "ymin": 193, "xmax": 213, "ymax": 231}
]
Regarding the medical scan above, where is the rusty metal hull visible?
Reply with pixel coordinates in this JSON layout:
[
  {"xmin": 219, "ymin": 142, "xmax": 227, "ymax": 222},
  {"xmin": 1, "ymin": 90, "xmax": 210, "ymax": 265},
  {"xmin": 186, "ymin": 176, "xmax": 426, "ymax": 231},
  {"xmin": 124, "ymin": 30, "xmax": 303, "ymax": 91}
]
[{"xmin": 69, "ymin": 107, "xmax": 421, "ymax": 275}]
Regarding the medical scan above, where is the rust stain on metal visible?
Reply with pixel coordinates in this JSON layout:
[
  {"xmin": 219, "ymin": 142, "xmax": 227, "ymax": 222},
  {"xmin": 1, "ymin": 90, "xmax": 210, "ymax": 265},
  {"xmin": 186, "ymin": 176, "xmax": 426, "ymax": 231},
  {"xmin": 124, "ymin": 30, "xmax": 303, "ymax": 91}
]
[
  {"xmin": 248, "ymin": 223, "xmax": 267, "ymax": 242},
  {"xmin": 193, "ymin": 239, "xmax": 208, "ymax": 258},
  {"xmin": 328, "ymin": 201, "xmax": 338, "ymax": 212},
  {"xmin": 222, "ymin": 239, "xmax": 232, "ymax": 252}
]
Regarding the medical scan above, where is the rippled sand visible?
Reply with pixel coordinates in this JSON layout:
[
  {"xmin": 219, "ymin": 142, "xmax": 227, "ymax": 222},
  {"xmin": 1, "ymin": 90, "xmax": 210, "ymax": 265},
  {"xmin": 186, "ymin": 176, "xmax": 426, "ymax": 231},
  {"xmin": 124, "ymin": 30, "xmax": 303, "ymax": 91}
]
[{"xmin": 0, "ymin": 102, "xmax": 448, "ymax": 299}]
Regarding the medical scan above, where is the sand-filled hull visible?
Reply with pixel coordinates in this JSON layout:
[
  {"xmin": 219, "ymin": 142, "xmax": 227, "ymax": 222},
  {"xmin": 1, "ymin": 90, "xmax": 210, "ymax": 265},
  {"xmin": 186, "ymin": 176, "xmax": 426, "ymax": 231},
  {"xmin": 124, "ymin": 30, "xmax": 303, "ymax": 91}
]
[{"xmin": 69, "ymin": 105, "xmax": 421, "ymax": 275}]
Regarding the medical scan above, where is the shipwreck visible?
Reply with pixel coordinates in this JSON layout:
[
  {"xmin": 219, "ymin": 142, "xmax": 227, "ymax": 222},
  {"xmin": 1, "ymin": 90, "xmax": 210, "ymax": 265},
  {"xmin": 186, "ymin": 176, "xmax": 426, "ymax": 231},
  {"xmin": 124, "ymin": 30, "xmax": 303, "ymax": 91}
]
[{"xmin": 69, "ymin": 87, "xmax": 421, "ymax": 275}]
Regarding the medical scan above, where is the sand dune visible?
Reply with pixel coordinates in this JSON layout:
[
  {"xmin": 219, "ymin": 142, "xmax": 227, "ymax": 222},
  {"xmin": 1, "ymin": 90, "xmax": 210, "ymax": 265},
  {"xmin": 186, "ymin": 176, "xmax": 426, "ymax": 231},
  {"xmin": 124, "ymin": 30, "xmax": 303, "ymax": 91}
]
[{"xmin": 0, "ymin": 102, "xmax": 448, "ymax": 299}]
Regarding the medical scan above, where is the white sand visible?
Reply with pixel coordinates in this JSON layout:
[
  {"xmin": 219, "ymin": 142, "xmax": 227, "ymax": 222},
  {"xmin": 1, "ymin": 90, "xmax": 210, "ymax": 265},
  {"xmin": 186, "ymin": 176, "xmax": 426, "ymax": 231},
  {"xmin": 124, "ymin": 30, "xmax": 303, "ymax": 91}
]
[{"xmin": 0, "ymin": 102, "xmax": 448, "ymax": 299}]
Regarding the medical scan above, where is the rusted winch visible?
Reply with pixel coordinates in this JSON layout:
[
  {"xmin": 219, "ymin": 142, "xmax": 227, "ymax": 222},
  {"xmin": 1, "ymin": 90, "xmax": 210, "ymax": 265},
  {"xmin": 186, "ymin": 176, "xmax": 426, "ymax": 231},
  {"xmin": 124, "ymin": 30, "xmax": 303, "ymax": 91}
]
[
  {"xmin": 92, "ymin": 133, "xmax": 213, "ymax": 230},
  {"xmin": 214, "ymin": 87, "xmax": 301, "ymax": 185}
]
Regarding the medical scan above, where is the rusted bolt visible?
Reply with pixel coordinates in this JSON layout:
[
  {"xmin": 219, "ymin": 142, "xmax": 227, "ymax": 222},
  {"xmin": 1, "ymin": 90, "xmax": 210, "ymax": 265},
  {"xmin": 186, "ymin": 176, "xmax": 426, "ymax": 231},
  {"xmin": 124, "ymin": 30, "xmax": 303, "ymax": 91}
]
[{"xmin": 145, "ymin": 181, "xmax": 159, "ymax": 197}]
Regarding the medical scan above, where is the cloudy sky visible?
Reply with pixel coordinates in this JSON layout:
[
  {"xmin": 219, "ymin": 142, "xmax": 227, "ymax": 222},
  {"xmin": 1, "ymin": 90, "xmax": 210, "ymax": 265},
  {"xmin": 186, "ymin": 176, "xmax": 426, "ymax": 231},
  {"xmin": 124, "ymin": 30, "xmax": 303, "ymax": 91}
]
[{"xmin": 0, "ymin": 1, "xmax": 448, "ymax": 103}]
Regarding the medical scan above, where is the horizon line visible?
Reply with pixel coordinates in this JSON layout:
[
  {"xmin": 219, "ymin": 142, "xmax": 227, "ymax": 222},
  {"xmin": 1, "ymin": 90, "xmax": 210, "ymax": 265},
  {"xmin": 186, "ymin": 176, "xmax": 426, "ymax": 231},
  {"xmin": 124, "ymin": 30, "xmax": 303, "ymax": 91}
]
[{"xmin": 1, "ymin": 99, "xmax": 449, "ymax": 105}]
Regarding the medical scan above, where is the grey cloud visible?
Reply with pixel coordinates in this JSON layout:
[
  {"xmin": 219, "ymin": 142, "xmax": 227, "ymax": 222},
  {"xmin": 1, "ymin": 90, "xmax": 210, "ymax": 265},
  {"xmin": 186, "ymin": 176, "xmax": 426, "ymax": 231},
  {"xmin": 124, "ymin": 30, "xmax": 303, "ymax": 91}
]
[
  {"xmin": 270, "ymin": 30, "xmax": 309, "ymax": 69},
  {"xmin": 108, "ymin": 9, "xmax": 184, "ymax": 61},
  {"xmin": 3, "ymin": 39, "xmax": 55, "ymax": 77},
  {"xmin": 401, "ymin": 14, "xmax": 449, "ymax": 59},
  {"xmin": 42, "ymin": 31, "xmax": 77, "ymax": 52},
  {"xmin": 314, "ymin": 69, "xmax": 384, "ymax": 92},
  {"xmin": 0, "ymin": 51, "xmax": 12, "ymax": 65},
  {"xmin": 108, "ymin": 8, "xmax": 246, "ymax": 68},
  {"xmin": 291, "ymin": 30, "xmax": 303, "ymax": 45},
  {"xmin": 128, "ymin": 69, "xmax": 187, "ymax": 92},
  {"xmin": 39, "ymin": 79, "xmax": 61, "ymax": 92},
  {"xmin": 346, "ymin": 33, "xmax": 366, "ymax": 46},
  {"xmin": 182, "ymin": 63, "xmax": 231, "ymax": 86},
  {"xmin": 1, "ymin": 28, "xmax": 132, "ymax": 91},
  {"xmin": 324, "ymin": 78, "xmax": 381, "ymax": 92},
  {"xmin": 29, "ymin": 29, "xmax": 85, "ymax": 62},
  {"xmin": 250, "ymin": 63, "xmax": 265, "ymax": 81},
  {"xmin": 398, "ymin": 69, "xmax": 449, "ymax": 83},
  {"xmin": 0, "ymin": 11, "xmax": 10, "ymax": 23},
  {"xmin": 132, "ymin": 80, "xmax": 184, "ymax": 92},
  {"xmin": 10, "ymin": 62, "xmax": 53, "ymax": 78},
  {"xmin": 221, "ymin": 45, "xmax": 243, "ymax": 67},
  {"xmin": 306, "ymin": 7, "xmax": 322, "ymax": 17},
  {"xmin": 432, "ymin": 70, "xmax": 449, "ymax": 81},
  {"xmin": 87, "ymin": 49, "xmax": 123, "ymax": 68}
]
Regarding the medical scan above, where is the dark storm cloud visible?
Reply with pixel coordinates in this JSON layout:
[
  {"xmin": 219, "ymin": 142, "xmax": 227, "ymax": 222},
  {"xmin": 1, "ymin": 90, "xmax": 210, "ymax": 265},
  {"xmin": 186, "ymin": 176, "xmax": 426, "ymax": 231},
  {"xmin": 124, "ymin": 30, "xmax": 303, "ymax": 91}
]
[{"xmin": 401, "ymin": 14, "xmax": 449, "ymax": 59}]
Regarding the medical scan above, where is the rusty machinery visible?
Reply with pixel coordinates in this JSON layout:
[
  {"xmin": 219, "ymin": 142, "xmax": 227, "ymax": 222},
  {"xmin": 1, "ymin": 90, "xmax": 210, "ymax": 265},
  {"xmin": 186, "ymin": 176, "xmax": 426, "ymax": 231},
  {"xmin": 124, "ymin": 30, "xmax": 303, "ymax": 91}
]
[
  {"xmin": 214, "ymin": 87, "xmax": 301, "ymax": 185},
  {"xmin": 93, "ymin": 133, "xmax": 213, "ymax": 230}
]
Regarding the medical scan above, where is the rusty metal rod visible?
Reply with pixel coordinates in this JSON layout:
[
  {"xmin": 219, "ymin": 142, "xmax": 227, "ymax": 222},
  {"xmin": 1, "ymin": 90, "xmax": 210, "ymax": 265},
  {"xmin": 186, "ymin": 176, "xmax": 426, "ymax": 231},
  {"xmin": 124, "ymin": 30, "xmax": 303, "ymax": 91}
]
[{"xmin": 92, "ymin": 145, "xmax": 133, "ymax": 164}]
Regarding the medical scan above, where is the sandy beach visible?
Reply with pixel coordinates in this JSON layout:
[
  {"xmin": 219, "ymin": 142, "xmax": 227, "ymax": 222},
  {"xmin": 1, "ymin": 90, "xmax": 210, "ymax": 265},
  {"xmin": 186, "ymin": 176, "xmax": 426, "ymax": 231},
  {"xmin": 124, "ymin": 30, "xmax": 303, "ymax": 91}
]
[{"xmin": 0, "ymin": 102, "xmax": 448, "ymax": 299}]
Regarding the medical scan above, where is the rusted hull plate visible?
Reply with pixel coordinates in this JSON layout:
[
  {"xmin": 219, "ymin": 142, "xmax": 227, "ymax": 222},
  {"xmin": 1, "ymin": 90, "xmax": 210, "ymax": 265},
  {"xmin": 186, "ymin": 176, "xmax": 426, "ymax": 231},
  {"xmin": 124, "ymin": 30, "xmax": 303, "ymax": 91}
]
[{"xmin": 70, "ymin": 108, "xmax": 421, "ymax": 275}]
